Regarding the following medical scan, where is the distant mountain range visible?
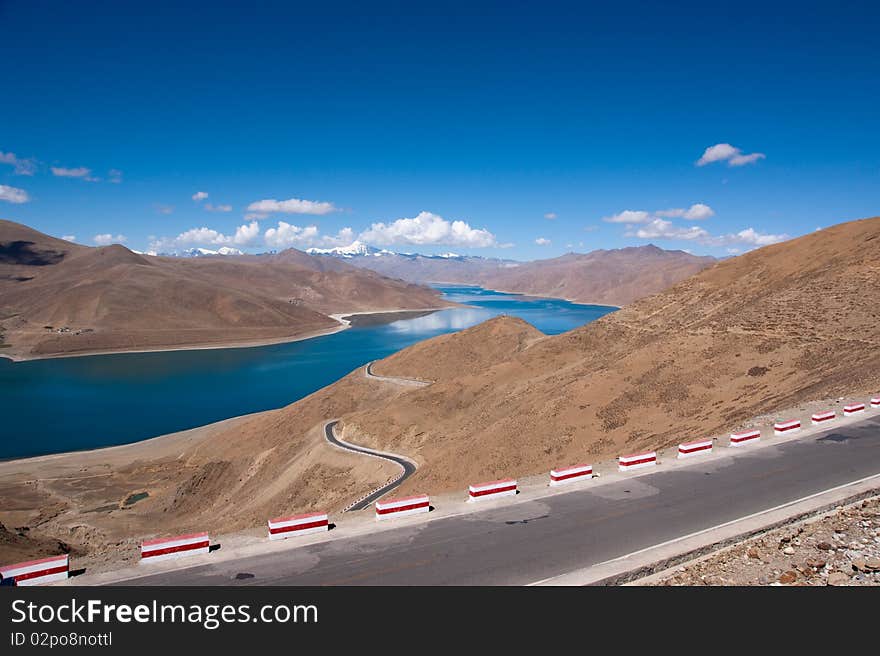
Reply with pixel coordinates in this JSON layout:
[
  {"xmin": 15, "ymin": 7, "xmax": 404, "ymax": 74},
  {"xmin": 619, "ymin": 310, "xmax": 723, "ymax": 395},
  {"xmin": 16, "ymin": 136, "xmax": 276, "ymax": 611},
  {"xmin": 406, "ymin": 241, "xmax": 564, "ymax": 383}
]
[
  {"xmin": 305, "ymin": 241, "xmax": 472, "ymax": 260},
  {"xmin": 156, "ymin": 239, "xmax": 716, "ymax": 307},
  {"xmin": 306, "ymin": 241, "xmax": 716, "ymax": 306},
  {"xmin": 155, "ymin": 246, "xmax": 245, "ymax": 257}
]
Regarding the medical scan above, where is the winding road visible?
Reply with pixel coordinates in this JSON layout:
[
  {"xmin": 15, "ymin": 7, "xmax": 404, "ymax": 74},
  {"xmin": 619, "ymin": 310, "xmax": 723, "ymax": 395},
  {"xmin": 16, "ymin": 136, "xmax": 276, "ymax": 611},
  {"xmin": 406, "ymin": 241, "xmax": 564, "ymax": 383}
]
[
  {"xmin": 323, "ymin": 420, "xmax": 417, "ymax": 511},
  {"xmin": 321, "ymin": 361, "xmax": 428, "ymax": 510}
]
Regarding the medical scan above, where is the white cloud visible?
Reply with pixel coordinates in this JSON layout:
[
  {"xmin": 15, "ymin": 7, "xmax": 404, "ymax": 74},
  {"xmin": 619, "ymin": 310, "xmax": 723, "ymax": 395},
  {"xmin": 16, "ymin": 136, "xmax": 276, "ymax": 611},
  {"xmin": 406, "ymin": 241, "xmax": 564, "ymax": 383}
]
[
  {"xmin": 247, "ymin": 197, "xmax": 338, "ymax": 215},
  {"xmin": 725, "ymin": 227, "xmax": 789, "ymax": 247},
  {"xmin": 696, "ymin": 143, "xmax": 765, "ymax": 167},
  {"xmin": 192, "ymin": 191, "xmax": 209, "ymax": 201},
  {"xmin": 358, "ymin": 211, "xmax": 497, "ymax": 248},
  {"xmin": 626, "ymin": 219, "xmax": 788, "ymax": 249},
  {"xmin": 544, "ymin": 212, "xmax": 557, "ymax": 220},
  {"xmin": 93, "ymin": 233, "xmax": 127, "ymax": 245},
  {"xmin": 263, "ymin": 224, "xmax": 356, "ymax": 249},
  {"xmin": 628, "ymin": 219, "xmax": 710, "ymax": 242},
  {"xmin": 108, "ymin": 169, "xmax": 123, "ymax": 184},
  {"xmin": 535, "ymin": 237, "xmax": 551, "ymax": 246},
  {"xmin": 0, "ymin": 184, "xmax": 29, "ymax": 204},
  {"xmin": 655, "ymin": 203, "xmax": 715, "ymax": 221},
  {"xmin": 320, "ymin": 227, "xmax": 355, "ymax": 247},
  {"xmin": 263, "ymin": 222, "xmax": 320, "ymax": 248},
  {"xmin": 0, "ymin": 151, "xmax": 37, "ymax": 176},
  {"xmin": 155, "ymin": 204, "xmax": 174, "ymax": 215},
  {"xmin": 728, "ymin": 153, "xmax": 766, "ymax": 166},
  {"xmin": 151, "ymin": 222, "xmax": 260, "ymax": 250},
  {"xmin": 52, "ymin": 166, "xmax": 99, "ymax": 181},
  {"xmin": 205, "ymin": 203, "xmax": 232, "ymax": 212},
  {"xmin": 727, "ymin": 248, "xmax": 741, "ymax": 254},
  {"xmin": 61, "ymin": 235, "xmax": 76, "ymax": 242},
  {"xmin": 603, "ymin": 210, "xmax": 652, "ymax": 224}
]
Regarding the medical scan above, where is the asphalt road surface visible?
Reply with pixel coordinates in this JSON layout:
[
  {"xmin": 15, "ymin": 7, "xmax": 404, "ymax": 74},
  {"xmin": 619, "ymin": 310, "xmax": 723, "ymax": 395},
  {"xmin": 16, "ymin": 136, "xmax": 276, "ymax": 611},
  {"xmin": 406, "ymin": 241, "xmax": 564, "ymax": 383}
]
[
  {"xmin": 324, "ymin": 420, "xmax": 416, "ymax": 511},
  {"xmin": 122, "ymin": 415, "xmax": 880, "ymax": 585}
]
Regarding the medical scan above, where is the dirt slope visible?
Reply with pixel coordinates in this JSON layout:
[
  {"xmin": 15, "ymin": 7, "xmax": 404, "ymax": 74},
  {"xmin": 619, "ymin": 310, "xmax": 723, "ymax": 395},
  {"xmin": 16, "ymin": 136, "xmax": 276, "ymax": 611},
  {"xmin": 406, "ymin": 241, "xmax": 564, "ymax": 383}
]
[{"xmin": 477, "ymin": 245, "xmax": 716, "ymax": 305}]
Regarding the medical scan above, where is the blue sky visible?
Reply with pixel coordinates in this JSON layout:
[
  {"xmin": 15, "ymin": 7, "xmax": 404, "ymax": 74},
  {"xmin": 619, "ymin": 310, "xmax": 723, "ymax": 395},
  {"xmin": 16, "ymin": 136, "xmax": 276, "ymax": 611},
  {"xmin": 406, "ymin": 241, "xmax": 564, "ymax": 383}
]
[{"xmin": 1, "ymin": 1, "xmax": 878, "ymax": 259}]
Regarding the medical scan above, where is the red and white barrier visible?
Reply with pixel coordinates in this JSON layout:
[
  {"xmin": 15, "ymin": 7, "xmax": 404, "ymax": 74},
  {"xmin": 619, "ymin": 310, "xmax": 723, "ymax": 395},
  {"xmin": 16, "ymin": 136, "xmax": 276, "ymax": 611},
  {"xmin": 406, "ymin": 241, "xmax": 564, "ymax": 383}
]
[
  {"xmin": 375, "ymin": 494, "xmax": 430, "ymax": 520},
  {"xmin": 618, "ymin": 451, "xmax": 657, "ymax": 472},
  {"xmin": 730, "ymin": 429, "xmax": 761, "ymax": 447},
  {"xmin": 549, "ymin": 464, "xmax": 593, "ymax": 486},
  {"xmin": 774, "ymin": 420, "xmax": 801, "ymax": 436},
  {"xmin": 268, "ymin": 512, "xmax": 329, "ymax": 540},
  {"xmin": 844, "ymin": 403, "xmax": 866, "ymax": 416},
  {"xmin": 871, "ymin": 397, "xmax": 880, "ymax": 408},
  {"xmin": 0, "ymin": 554, "xmax": 69, "ymax": 586},
  {"xmin": 468, "ymin": 478, "xmax": 517, "ymax": 502},
  {"xmin": 811, "ymin": 411, "xmax": 836, "ymax": 425},
  {"xmin": 678, "ymin": 439, "xmax": 713, "ymax": 459},
  {"xmin": 141, "ymin": 532, "xmax": 210, "ymax": 563}
]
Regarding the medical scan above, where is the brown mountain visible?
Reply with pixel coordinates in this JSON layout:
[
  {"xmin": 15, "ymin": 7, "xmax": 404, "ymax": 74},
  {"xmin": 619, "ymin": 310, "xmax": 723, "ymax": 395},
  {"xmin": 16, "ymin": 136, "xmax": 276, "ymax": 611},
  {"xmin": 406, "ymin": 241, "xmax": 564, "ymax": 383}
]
[
  {"xmin": 326, "ymin": 245, "xmax": 716, "ymax": 306},
  {"xmin": 3, "ymin": 215, "xmax": 879, "ymax": 567},
  {"xmin": 476, "ymin": 245, "xmax": 717, "ymax": 305},
  {"xmin": 339, "ymin": 251, "xmax": 521, "ymax": 286},
  {"xmin": 0, "ymin": 220, "xmax": 449, "ymax": 359}
]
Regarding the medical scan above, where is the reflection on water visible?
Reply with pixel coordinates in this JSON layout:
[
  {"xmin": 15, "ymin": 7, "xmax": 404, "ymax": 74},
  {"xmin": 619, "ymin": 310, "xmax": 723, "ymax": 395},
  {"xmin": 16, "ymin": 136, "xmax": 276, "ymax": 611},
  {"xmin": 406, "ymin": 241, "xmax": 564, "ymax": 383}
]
[
  {"xmin": 386, "ymin": 308, "xmax": 491, "ymax": 333},
  {"xmin": 0, "ymin": 286, "xmax": 616, "ymax": 458}
]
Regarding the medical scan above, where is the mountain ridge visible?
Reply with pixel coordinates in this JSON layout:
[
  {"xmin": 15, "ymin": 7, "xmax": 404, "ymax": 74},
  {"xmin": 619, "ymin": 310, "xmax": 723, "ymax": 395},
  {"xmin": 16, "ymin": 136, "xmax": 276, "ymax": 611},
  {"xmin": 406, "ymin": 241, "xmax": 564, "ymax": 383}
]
[{"xmin": 309, "ymin": 241, "xmax": 717, "ymax": 305}]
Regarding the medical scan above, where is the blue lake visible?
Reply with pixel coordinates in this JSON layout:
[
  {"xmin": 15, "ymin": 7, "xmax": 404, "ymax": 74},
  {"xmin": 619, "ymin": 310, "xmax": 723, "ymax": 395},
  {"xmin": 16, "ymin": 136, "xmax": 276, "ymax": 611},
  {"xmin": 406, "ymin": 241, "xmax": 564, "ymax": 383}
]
[{"xmin": 0, "ymin": 286, "xmax": 616, "ymax": 459}]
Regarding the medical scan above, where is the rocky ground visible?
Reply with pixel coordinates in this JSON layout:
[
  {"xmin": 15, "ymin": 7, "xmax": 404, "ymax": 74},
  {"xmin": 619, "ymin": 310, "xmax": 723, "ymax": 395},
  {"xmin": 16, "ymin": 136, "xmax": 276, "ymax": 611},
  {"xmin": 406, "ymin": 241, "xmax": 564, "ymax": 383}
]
[{"xmin": 651, "ymin": 495, "xmax": 880, "ymax": 586}]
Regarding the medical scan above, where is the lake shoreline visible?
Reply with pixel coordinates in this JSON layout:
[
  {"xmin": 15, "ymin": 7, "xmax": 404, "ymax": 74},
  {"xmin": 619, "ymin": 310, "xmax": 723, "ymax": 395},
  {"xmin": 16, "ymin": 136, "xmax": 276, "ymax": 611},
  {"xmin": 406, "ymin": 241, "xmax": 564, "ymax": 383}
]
[
  {"xmin": 425, "ymin": 281, "xmax": 622, "ymax": 310},
  {"xmin": 0, "ymin": 306, "xmax": 451, "ymax": 363}
]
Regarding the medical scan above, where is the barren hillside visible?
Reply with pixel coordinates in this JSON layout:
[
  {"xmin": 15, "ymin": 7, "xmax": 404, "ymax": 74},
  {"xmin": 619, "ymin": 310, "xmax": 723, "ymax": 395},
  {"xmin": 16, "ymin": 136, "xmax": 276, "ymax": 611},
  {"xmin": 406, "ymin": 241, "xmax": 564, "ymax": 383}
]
[
  {"xmin": 0, "ymin": 220, "xmax": 449, "ymax": 358},
  {"xmin": 477, "ymin": 245, "xmax": 716, "ymax": 305}
]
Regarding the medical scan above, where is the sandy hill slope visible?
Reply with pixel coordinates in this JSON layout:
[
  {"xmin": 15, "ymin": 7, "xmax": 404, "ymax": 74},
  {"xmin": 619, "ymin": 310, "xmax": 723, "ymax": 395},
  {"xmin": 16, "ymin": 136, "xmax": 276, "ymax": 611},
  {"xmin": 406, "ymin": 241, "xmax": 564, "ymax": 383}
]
[
  {"xmin": 0, "ymin": 220, "xmax": 449, "ymax": 358},
  {"xmin": 332, "ymin": 244, "xmax": 715, "ymax": 305},
  {"xmin": 3, "ymin": 216, "xmax": 878, "ymax": 566},
  {"xmin": 477, "ymin": 245, "xmax": 717, "ymax": 305}
]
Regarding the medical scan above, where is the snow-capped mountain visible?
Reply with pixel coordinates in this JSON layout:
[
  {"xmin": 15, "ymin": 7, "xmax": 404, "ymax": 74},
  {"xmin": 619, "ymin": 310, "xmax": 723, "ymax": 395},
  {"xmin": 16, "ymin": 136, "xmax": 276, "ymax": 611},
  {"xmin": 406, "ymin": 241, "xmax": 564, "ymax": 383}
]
[
  {"xmin": 151, "ymin": 246, "xmax": 245, "ymax": 257},
  {"xmin": 306, "ymin": 241, "xmax": 395, "ymax": 258},
  {"xmin": 304, "ymin": 240, "xmax": 520, "ymax": 285},
  {"xmin": 306, "ymin": 241, "xmax": 478, "ymax": 261}
]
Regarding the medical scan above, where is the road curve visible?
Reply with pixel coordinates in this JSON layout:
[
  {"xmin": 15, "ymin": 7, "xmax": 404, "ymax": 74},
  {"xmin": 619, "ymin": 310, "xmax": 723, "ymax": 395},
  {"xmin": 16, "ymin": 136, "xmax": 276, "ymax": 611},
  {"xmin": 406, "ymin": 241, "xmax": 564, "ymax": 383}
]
[
  {"xmin": 364, "ymin": 361, "xmax": 431, "ymax": 387},
  {"xmin": 324, "ymin": 420, "xmax": 417, "ymax": 511}
]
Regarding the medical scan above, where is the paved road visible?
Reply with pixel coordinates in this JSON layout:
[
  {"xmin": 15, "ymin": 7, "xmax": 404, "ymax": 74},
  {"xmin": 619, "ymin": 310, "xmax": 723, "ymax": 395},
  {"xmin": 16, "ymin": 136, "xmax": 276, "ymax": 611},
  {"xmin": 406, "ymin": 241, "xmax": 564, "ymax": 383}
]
[
  {"xmin": 123, "ymin": 416, "xmax": 880, "ymax": 585},
  {"xmin": 364, "ymin": 361, "xmax": 430, "ymax": 387},
  {"xmin": 324, "ymin": 420, "xmax": 416, "ymax": 511}
]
